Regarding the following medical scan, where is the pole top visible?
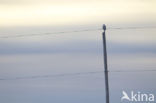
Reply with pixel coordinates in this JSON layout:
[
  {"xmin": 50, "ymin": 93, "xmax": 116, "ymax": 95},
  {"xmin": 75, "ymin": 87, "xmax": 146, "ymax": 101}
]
[{"xmin": 103, "ymin": 24, "xmax": 106, "ymax": 31}]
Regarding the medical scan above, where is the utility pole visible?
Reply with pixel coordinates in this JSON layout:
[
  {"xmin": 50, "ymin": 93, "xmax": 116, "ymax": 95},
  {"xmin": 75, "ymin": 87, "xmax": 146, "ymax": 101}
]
[{"xmin": 102, "ymin": 24, "xmax": 110, "ymax": 103}]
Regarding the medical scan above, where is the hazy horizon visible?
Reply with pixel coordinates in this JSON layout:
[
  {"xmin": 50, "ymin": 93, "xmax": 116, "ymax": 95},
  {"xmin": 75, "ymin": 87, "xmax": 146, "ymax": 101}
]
[{"xmin": 0, "ymin": 0, "xmax": 156, "ymax": 103}]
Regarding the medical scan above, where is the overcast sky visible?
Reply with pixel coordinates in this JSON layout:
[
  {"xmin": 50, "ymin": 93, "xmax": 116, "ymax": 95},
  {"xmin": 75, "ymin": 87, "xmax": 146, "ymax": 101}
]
[
  {"xmin": 0, "ymin": 0, "xmax": 156, "ymax": 103},
  {"xmin": 0, "ymin": 0, "xmax": 156, "ymax": 27}
]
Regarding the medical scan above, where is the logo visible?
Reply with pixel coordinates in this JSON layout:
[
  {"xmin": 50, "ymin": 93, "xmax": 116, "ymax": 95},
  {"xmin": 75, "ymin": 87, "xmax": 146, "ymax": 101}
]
[{"xmin": 121, "ymin": 91, "xmax": 155, "ymax": 102}]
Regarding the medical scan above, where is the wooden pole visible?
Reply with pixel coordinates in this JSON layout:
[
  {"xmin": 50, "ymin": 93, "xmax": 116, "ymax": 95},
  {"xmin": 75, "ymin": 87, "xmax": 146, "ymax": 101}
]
[{"xmin": 102, "ymin": 24, "xmax": 110, "ymax": 103}]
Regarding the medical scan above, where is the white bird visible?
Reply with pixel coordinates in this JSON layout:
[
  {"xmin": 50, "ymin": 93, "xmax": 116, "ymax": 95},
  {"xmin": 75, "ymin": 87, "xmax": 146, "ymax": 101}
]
[{"xmin": 121, "ymin": 91, "xmax": 131, "ymax": 101}]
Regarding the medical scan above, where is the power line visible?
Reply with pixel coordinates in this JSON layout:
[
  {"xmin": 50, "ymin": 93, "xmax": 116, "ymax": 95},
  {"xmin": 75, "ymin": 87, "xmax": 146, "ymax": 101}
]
[
  {"xmin": 0, "ymin": 26, "xmax": 156, "ymax": 38},
  {"xmin": 109, "ymin": 69, "xmax": 156, "ymax": 72},
  {"xmin": 107, "ymin": 26, "xmax": 156, "ymax": 30},
  {"xmin": 0, "ymin": 71, "xmax": 103, "ymax": 81},
  {"xmin": 0, "ymin": 70, "xmax": 156, "ymax": 81},
  {"xmin": 0, "ymin": 28, "xmax": 102, "ymax": 38}
]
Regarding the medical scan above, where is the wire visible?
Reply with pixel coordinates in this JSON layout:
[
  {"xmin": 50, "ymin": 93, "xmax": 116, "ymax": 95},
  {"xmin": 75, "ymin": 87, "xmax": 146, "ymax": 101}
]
[
  {"xmin": 0, "ymin": 71, "xmax": 103, "ymax": 81},
  {"xmin": 0, "ymin": 70, "xmax": 156, "ymax": 81},
  {"xmin": 109, "ymin": 69, "xmax": 156, "ymax": 72},
  {"xmin": 107, "ymin": 26, "xmax": 156, "ymax": 30},
  {"xmin": 0, "ymin": 28, "xmax": 102, "ymax": 38},
  {"xmin": 0, "ymin": 26, "xmax": 156, "ymax": 38}
]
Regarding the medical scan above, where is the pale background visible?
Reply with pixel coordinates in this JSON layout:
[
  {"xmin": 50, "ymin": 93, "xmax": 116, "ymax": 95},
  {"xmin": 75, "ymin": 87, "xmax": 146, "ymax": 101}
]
[{"xmin": 0, "ymin": 0, "xmax": 156, "ymax": 103}]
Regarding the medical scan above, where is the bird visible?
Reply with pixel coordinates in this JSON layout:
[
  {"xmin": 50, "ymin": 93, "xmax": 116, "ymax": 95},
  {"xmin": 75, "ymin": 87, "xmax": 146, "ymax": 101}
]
[{"xmin": 121, "ymin": 91, "xmax": 131, "ymax": 101}]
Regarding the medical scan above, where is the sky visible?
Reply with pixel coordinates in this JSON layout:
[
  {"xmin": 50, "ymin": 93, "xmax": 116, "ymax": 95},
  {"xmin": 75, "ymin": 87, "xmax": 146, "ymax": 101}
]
[
  {"xmin": 0, "ymin": 0, "xmax": 156, "ymax": 27},
  {"xmin": 0, "ymin": 0, "xmax": 156, "ymax": 103}
]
